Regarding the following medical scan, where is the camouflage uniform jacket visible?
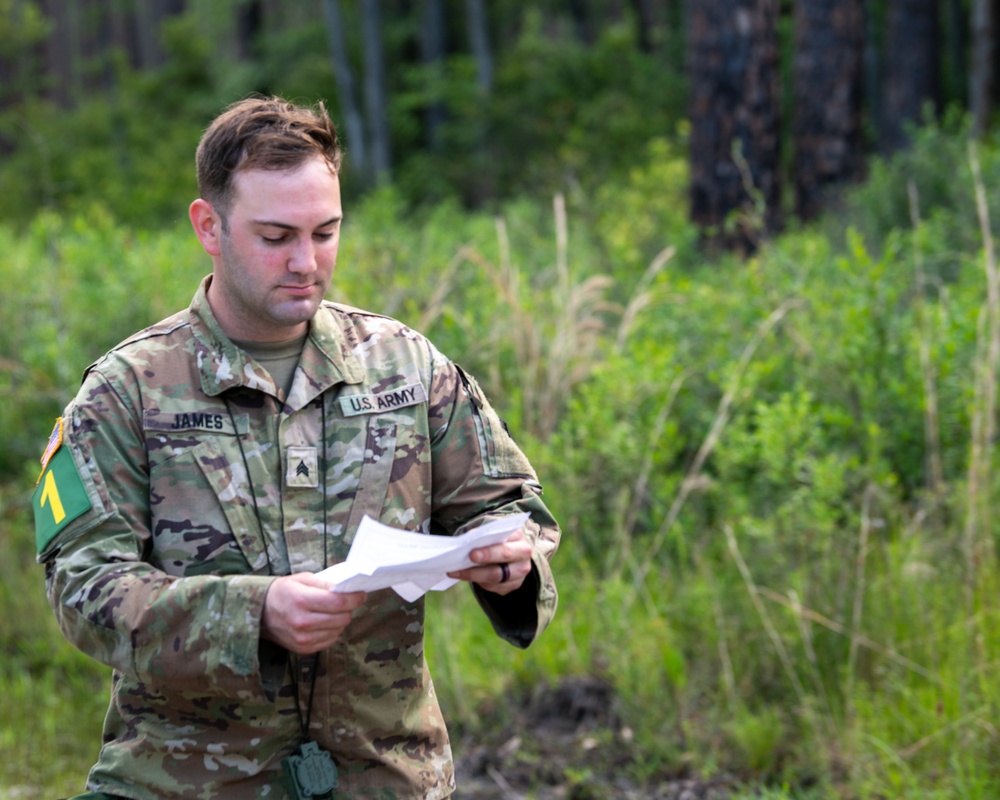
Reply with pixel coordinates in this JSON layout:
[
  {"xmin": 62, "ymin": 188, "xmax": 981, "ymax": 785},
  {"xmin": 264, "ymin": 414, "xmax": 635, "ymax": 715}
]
[{"xmin": 35, "ymin": 277, "xmax": 559, "ymax": 800}]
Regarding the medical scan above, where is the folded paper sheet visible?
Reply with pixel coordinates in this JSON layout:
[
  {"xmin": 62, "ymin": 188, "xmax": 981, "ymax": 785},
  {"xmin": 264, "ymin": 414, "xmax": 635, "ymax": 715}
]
[{"xmin": 316, "ymin": 513, "xmax": 530, "ymax": 602}]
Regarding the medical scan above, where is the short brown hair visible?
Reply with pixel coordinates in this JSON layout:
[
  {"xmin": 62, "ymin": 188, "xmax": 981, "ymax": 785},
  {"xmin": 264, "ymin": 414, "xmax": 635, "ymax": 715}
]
[{"xmin": 195, "ymin": 95, "xmax": 342, "ymax": 216}]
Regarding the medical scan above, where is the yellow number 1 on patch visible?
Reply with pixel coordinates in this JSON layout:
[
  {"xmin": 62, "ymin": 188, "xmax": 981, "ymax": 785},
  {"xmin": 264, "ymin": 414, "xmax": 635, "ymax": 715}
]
[{"xmin": 40, "ymin": 470, "xmax": 66, "ymax": 524}]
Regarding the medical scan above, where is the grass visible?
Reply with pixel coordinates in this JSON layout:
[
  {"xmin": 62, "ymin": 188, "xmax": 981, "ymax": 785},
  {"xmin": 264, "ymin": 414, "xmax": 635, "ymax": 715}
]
[
  {"xmin": 0, "ymin": 483, "xmax": 110, "ymax": 800},
  {"xmin": 6, "ymin": 126, "xmax": 1000, "ymax": 797}
]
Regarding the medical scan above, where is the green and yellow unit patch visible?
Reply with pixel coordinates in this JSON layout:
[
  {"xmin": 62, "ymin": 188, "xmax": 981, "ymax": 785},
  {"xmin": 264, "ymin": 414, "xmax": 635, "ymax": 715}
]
[{"xmin": 32, "ymin": 417, "xmax": 92, "ymax": 554}]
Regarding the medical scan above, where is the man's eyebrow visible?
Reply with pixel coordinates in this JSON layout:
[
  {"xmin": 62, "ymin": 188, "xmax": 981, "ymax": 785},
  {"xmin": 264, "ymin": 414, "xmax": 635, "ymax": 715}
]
[{"xmin": 251, "ymin": 216, "xmax": 342, "ymax": 230}]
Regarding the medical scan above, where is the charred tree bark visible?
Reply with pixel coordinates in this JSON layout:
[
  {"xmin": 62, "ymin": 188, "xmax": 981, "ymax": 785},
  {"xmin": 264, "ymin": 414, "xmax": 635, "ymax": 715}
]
[
  {"xmin": 881, "ymin": 0, "xmax": 940, "ymax": 152},
  {"xmin": 687, "ymin": 0, "xmax": 781, "ymax": 252},
  {"xmin": 792, "ymin": 0, "xmax": 865, "ymax": 220}
]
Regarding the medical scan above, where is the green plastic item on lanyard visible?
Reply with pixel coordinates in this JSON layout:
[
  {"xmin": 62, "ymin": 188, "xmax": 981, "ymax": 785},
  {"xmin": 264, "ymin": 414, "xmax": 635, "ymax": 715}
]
[{"xmin": 283, "ymin": 740, "xmax": 339, "ymax": 799}]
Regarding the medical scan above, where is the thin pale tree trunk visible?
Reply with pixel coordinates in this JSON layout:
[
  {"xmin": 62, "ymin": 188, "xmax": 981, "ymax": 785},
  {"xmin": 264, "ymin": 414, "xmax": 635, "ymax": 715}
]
[
  {"xmin": 360, "ymin": 0, "xmax": 391, "ymax": 182},
  {"xmin": 970, "ymin": 0, "xmax": 996, "ymax": 136},
  {"xmin": 322, "ymin": 0, "xmax": 367, "ymax": 176},
  {"xmin": 465, "ymin": 0, "xmax": 493, "ymax": 94},
  {"xmin": 421, "ymin": 0, "xmax": 447, "ymax": 151}
]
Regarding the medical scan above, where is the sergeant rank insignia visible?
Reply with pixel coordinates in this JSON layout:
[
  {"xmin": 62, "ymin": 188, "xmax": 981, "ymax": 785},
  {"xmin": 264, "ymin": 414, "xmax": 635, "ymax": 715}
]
[{"xmin": 286, "ymin": 446, "xmax": 319, "ymax": 488}]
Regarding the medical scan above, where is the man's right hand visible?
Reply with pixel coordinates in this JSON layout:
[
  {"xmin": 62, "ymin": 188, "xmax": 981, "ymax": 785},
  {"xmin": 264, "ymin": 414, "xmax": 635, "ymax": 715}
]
[{"xmin": 261, "ymin": 572, "xmax": 367, "ymax": 654}]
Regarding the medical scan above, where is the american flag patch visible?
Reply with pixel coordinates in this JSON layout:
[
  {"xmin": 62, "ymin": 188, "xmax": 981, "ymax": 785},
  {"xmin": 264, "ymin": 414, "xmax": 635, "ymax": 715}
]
[{"xmin": 40, "ymin": 417, "xmax": 64, "ymax": 473}]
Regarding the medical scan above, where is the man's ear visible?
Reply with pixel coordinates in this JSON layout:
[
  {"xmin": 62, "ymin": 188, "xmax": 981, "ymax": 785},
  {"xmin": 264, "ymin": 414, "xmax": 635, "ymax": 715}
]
[{"xmin": 189, "ymin": 199, "xmax": 223, "ymax": 257}]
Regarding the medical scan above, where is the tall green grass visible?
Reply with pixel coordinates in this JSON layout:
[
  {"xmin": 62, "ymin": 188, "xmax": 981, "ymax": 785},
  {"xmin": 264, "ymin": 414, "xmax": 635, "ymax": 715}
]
[
  {"xmin": 0, "ymin": 483, "xmax": 109, "ymax": 800},
  {"xmin": 5, "ymin": 125, "xmax": 1000, "ymax": 797}
]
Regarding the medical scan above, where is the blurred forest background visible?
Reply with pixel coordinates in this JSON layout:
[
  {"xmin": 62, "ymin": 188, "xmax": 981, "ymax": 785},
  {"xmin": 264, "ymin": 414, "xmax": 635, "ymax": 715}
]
[{"xmin": 5, "ymin": 1, "xmax": 1000, "ymax": 798}]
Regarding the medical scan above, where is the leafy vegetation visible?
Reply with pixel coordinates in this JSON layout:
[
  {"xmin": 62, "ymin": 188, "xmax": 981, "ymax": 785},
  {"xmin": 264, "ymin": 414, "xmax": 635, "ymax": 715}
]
[
  {"xmin": 0, "ymin": 6, "xmax": 686, "ymax": 229},
  {"xmin": 5, "ymin": 116, "xmax": 1000, "ymax": 798},
  {"xmin": 5, "ymin": 5, "xmax": 1000, "ymax": 799}
]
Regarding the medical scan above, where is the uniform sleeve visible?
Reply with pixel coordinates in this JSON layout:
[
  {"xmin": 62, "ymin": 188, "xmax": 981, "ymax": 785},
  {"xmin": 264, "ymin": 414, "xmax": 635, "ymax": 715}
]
[
  {"xmin": 36, "ymin": 365, "xmax": 275, "ymax": 691},
  {"xmin": 428, "ymin": 360, "xmax": 559, "ymax": 648}
]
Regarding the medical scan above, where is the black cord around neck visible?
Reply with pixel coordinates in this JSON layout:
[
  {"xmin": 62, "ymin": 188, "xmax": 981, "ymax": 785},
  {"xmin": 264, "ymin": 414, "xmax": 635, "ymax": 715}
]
[
  {"xmin": 224, "ymin": 396, "xmax": 275, "ymax": 577},
  {"xmin": 223, "ymin": 392, "xmax": 329, "ymax": 744},
  {"xmin": 302, "ymin": 396, "xmax": 329, "ymax": 736}
]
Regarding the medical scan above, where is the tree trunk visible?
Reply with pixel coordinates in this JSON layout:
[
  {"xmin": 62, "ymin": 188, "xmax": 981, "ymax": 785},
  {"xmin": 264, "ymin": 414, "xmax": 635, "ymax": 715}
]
[
  {"xmin": 237, "ymin": 0, "xmax": 263, "ymax": 60},
  {"xmin": 420, "ymin": 0, "xmax": 447, "ymax": 151},
  {"xmin": 465, "ymin": 0, "xmax": 493, "ymax": 94},
  {"xmin": 667, "ymin": 0, "xmax": 687, "ymax": 73},
  {"xmin": 322, "ymin": 0, "xmax": 367, "ymax": 178},
  {"xmin": 970, "ymin": 0, "xmax": 996, "ymax": 136},
  {"xmin": 881, "ymin": 0, "xmax": 940, "ymax": 152},
  {"xmin": 630, "ymin": 0, "xmax": 655, "ymax": 52},
  {"xmin": 569, "ymin": 0, "xmax": 594, "ymax": 44},
  {"xmin": 134, "ymin": 0, "xmax": 162, "ymax": 69},
  {"xmin": 360, "ymin": 0, "xmax": 391, "ymax": 182},
  {"xmin": 107, "ymin": 0, "xmax": 138, "ymax": 71},
  {"xmin": 131, "ymin": 0, "xmax": 185, "ymax": 70},
  {"xmin": 944, "ymin": 0, "xmax": 967, "ymax": 107},
  {"xmin": 687, "ymin": 0, "xmax": 781, "ymax": 251},
  {"xmin": 38, "ymin": 0, "xmax": 79, "ymax": 106},
  {"xmin": 792, "ymin": 0, "xmax": 865, "ymax": 220},
  {"xmin": 463, "ymin": 0, "xmax": 494, "ymax": 205},
  {"xmin": 863, "ymin": 0, "xmax": 881, "ymax": 146}
]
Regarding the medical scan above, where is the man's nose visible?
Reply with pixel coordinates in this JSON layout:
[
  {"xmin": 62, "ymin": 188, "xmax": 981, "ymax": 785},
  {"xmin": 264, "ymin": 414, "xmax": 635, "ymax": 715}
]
[{"xmin": 288, "ymin": 240, "xmax": 318, "ymax": 273}]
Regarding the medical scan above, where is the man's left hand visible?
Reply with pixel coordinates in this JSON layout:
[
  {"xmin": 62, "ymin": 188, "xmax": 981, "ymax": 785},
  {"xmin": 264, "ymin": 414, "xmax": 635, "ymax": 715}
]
[{"xmin": 447, "ymin": 527, "xmax": 533, "ymax": 596}]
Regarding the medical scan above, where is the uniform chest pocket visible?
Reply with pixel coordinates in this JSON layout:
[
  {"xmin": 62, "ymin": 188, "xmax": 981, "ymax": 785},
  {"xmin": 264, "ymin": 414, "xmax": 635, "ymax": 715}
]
[
  {"xmin": 143, "ymin": 410, "xmax": 267, "ymax": 576},
  {"xmin": 342, "ymin": 417, "xmax": 398, "ymax": 543}
]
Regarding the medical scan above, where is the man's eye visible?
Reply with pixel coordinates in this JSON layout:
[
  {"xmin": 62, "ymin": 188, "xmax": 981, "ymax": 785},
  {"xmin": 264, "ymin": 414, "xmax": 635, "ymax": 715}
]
[{"xmin": 262, "ymin": 235, "xmax": 287, "ymax": 244}]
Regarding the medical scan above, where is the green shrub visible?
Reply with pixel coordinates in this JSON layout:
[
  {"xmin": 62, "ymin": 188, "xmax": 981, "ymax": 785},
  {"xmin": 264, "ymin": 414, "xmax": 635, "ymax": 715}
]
[{"xmin": 8, "ymin": 119, "xmax": 1000, "ymax": 799}]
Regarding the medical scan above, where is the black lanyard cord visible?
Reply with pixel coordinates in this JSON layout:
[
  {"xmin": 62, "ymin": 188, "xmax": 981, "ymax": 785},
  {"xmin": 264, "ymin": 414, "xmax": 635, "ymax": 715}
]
[
  {"xmin": 223, "ymin": 396, "xmax": 275, "ymax": 577},
  {"xmin": 223, "ymin": 392, "xmax": 329, "ymax": 744},
  {"xmin": 301, "ymin": 396, "xmax": 330, "ymax": 736}
]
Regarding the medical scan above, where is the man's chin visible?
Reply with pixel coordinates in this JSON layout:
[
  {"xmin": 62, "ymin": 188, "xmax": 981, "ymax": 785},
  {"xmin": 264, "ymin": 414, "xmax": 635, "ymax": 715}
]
[{"xmin": 272, "ymin": 299, "xmax": 321, "ymax": 324}]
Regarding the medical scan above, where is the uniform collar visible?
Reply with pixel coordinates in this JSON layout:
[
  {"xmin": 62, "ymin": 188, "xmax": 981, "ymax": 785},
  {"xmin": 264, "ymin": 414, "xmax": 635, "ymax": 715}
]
[{"xmin": 189, "ymin": 275, "xmax": 364, "ymax": 407}]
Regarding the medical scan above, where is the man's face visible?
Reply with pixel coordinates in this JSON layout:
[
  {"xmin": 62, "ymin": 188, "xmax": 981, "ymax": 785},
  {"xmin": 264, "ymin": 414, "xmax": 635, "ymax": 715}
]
[{"xmin": 204, "ymin": 156, "xmax": 343, "ymax": 342}]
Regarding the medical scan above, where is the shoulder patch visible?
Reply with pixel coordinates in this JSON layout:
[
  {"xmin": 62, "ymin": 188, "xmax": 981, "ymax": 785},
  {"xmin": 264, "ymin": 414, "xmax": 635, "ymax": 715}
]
[
  {"xmin": 32, "ymin": 442, "xmax": 93, "ymax": 555},
  {"xmin": 39, "ymin": 417, "xmax": 64, "ymax": 475}
]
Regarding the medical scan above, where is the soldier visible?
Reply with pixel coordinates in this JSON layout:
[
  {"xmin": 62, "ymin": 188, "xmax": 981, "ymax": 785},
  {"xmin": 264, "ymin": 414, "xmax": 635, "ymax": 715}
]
[{"xmin": 33, "ymin": 96, "xmax": 559, "ymax": 800}]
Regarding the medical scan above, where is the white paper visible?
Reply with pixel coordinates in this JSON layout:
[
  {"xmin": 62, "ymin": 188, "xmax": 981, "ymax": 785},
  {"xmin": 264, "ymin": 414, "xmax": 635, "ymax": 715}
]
[{"xmin": 316, "ymin": 513, "xmax": 529, "ymax": 602}]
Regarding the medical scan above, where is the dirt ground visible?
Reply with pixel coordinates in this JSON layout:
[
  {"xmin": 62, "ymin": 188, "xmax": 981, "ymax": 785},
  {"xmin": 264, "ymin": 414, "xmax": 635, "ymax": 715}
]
[{"xmin": 452, "ymin": 676, "xmax": 737, "ymax": 800}]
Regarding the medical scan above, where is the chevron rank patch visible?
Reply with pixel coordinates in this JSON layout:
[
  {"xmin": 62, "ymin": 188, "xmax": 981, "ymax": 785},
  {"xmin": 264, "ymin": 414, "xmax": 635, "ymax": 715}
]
[
  {"xmin": 32, "ymin": 418, "xmax": 92, "ymax": 554},
  {"xmin": 286, "ymin": 445, "xmax": 319, "ymax": 488}
]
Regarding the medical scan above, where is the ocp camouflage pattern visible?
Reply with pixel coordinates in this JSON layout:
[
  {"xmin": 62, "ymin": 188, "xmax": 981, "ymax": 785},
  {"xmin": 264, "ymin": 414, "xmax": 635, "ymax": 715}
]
[{"xmin": 39, "ymin": 276, "xmax": 560, "ymax": 799}]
